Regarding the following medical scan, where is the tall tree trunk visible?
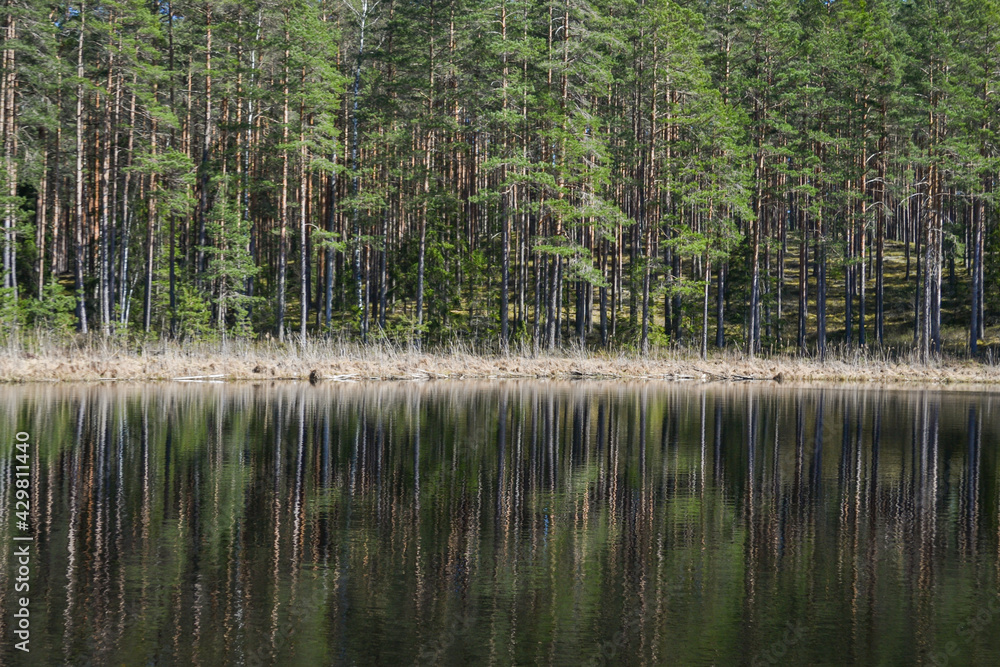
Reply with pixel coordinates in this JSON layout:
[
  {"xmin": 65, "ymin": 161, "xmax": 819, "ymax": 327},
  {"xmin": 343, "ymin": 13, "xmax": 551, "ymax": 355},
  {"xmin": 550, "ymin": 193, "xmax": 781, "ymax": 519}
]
[
  {"xmin": 299, "ymin": 83, "xmax": 308, "ymax": 347},
  {"xmin": 859, "ymin": 196, "xmax": 867, "ymax": 347},
  {"xmin": 325, "ymin": 165, "xmax": 336, "ymax": 332},
  {"xmin": 379, "ymin": 198, "xmax": 388, "ymax": 331},
  {"xmin": 845, "ymin": 204, "xmax": 853, "ymax": 347},
  {"xmin": 196, "ymin": 2, "xmax": 213, "ymax": 282},
  {"xmin": 51, "ymin": 63, "xmax": 63, "ymax": 283},
  {"xmin": 749, "ymin": 147, "xmax": 764, "ymax": 355},
  {"xmin": 876, "ymin": 103, "xmax": 886, "ymax": 345},
  {"xmin": 243, "ymin": 9, "xmax": 261, "ymax": 324},
  {"xmin": 600, "ymin": 236, "xmax": 608, "ymax": 348},
  {"xmin": 547, "ymin": 255, "xmax": 558, "ymax": 350},
  {"xmin": 914, "ymin": 196, "xmax": 922, "ymax": 346},
  {"xmin": 970, "ymin": 196, "xmax": 982, "ymax": 356},
  {"xmin": 277, "ymin": 16, "xmax": 289, "ymax": 342},
  {"xmin": 143, "ymin": 115, "xmax": 158, "ymax": 333},
  {"xmin": 716, "ymin": 262, "xmax": 726, "ymax": 348},
  {"xmin": 350, "ymin": 2, "xmax": 370, "ymax": 341},
  {"xmin": 797, "ymin": 188, "xmax": 807, "ymax": 353},
  {"xmin": 35, "ymin": 128, "xmax": 47, "ymax": 299},
  {"xmin": 119, "ymin": 83, "xmax": 136, "ymax": 325},
  {"xmin": 976, "ymin": 174, "xmax": 988, "ymax": 342},
  {"xmin": 499, "ymin": 0, "xmax": 510, "ymax": 350},
  {"xmin": 815, "ymin": 137, "xmax": 826, "ymax": 360},
  {"xmin": 817, "ymin": 229, "xmax": 827, "ymax": 360},
  {"xmin": 416, "ymin": 132, "xmax": 430, "ymax": 346},
  {"xmin": 1, "ymin": 9, "xmax": 16, "ymax": 302},
  {"xmin": 74, "ymin": 5, "xmax": 89, "ymax": 333},
  {"xmin": 98, "ymin": 52, "xmax": 114, "ymax": 336},
  {"xmin": 701, "ymin": 255, "xmax": 710, "ymax": 360}
]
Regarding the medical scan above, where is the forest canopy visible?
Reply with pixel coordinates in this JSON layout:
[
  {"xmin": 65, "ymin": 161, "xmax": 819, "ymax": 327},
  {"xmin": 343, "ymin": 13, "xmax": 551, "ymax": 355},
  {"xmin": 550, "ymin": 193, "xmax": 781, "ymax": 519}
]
[{"xmin": 0, "ymin": 0, "xmax": 998, "ymax": 358}]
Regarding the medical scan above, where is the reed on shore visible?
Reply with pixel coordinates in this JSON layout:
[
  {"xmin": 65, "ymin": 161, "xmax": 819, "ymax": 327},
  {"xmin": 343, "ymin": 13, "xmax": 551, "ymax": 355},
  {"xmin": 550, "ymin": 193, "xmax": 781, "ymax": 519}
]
[{"xmin": 2, "ymin": 331, "xmax": 999, "ymax": 385}]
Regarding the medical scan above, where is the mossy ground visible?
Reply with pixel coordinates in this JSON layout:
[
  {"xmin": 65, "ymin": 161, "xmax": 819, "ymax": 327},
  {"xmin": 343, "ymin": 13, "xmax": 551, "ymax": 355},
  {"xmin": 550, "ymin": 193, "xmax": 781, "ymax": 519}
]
[{"xmin": 5, "ymin": 243, "xmax": 998, "ymax": 383}]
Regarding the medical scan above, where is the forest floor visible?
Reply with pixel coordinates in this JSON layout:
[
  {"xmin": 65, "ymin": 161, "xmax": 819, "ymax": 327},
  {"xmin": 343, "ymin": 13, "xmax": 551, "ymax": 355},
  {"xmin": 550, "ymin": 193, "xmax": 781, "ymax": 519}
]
[
  {"xmin": 2, "ymin": 338, "xmax": 999, "ymax": 385},
  {"xmin": 4, "ymin": 243, "xmax": 999, "ymax": 386},
  {"xmin": 738, "ymin": 239, "xmax": 1000, "ymax": 351}
]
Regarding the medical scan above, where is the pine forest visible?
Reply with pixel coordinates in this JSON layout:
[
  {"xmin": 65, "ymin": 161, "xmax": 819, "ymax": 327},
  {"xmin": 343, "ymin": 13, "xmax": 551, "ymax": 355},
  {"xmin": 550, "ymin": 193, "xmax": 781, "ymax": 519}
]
[{"xmin": 1, "ymin": 0, "xmax": 999, "ymax": 360}]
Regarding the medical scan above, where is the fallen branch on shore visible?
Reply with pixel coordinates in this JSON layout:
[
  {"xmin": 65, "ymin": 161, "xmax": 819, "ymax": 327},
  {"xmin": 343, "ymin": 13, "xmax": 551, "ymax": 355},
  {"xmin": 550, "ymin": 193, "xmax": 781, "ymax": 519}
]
[{"xmin": 324, "ymin": 373, "xmax": 358, "ymax": 382}]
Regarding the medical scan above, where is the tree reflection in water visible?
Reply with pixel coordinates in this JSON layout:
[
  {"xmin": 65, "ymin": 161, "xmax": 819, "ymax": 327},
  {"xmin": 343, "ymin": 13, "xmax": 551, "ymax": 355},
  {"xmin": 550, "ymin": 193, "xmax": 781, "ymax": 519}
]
[{"xmin": 0, "ymin": 382, "xmax": 997, "ymax": 665}]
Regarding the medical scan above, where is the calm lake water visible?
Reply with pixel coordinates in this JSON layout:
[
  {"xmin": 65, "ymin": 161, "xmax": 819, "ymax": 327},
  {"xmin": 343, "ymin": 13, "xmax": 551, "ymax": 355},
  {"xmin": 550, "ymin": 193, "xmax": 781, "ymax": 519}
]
[{"xmin": 1, "ymin": 381, "xmax": 999, "ymax": 665}]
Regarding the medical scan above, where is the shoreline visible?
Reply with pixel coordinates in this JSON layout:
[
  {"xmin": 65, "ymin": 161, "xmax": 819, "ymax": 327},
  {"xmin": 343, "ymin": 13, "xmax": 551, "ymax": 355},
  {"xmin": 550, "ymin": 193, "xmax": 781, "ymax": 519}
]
[{"xmin": 3, "ymin": 345, "xmax": 1000, "ymax": 385}]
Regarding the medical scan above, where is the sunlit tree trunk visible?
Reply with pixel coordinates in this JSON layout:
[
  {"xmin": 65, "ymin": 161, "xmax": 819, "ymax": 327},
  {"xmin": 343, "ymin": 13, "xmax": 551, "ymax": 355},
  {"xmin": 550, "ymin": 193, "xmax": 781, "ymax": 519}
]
[
  {"xmin": 277, "ymin": 14, "xmax": 289, "ymax": 342},
  {"xmin": 75, "ymin": 5, "xmax": 89, "ymax": 333}
]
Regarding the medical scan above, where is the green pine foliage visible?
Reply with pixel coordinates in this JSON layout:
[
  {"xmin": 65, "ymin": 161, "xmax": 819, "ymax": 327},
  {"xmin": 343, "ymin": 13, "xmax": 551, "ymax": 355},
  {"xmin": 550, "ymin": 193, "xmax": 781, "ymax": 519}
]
[{"xmin": 0, "ymin": 0, "xmax": 997, "ymax": 355}]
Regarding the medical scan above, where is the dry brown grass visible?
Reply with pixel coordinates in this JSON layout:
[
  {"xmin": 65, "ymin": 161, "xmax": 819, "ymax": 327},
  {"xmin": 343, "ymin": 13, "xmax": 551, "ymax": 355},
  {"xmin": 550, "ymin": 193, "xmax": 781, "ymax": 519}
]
[{"xmin": 2, "ymin": 335, "xmax": 1000, "ymax": 386}]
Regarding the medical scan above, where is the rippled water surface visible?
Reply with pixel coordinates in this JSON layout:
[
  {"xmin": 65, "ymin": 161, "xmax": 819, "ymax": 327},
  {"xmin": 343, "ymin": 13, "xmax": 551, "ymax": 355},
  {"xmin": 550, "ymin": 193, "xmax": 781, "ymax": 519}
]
[{"xmin": 1, "ymin": 381, "xmax": 999, "ymax": 665}]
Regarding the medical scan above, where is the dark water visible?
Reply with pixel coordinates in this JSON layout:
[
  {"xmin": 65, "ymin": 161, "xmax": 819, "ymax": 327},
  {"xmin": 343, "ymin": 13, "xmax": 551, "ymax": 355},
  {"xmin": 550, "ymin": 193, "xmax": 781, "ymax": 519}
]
[{"xmin": 1, "ymin": 382, "xmax": 999, "ymax": 666}]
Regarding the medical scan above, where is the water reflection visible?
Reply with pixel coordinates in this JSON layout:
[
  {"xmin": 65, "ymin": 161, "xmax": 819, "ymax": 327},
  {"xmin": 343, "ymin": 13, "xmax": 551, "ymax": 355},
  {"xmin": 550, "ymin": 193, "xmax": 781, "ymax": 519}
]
[{"xmin": 0, "ymin": 382, "xmax": 998, "ymax": 665}]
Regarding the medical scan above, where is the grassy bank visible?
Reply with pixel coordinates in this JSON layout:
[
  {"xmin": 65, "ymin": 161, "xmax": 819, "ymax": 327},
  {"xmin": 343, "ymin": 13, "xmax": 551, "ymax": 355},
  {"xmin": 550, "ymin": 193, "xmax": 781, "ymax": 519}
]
[{"xmin": 2, "ymin": 335, "xmax": 999, "ymax": 385}]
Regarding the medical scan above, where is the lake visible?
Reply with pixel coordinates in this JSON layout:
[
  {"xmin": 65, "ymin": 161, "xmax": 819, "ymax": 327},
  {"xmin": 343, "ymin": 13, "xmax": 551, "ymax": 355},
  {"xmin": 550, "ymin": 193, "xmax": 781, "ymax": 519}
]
[{"xmin": 0, "ymin": 381, "xmax": 998, "ymax": 665}]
